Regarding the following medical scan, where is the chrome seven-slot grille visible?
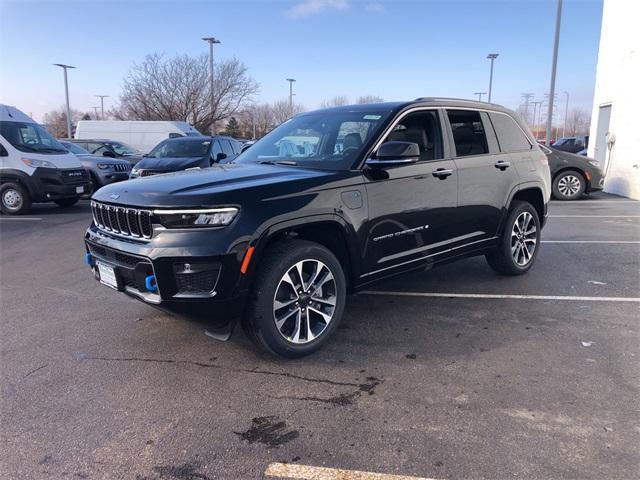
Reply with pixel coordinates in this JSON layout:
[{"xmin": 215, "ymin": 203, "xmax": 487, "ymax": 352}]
[
  {"xmin": 91, "ymin": 201, "xmax": 153, "ymax": 238},
  {"xmin": 113, "ymin": 164, "xmax": 130, "ymax": 172}
]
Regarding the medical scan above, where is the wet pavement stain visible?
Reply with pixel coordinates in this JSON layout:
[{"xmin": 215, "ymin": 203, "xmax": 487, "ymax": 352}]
[
  {"xmin": 236, "ymin": 416, "xmax": 299, "ymax": 448},
  {"xmin": 269, "ymin": 376, "xmax": 383, "ymax": 406},
  {"xmin": 136, "ymin": 461, "xmax": 213, "ymax": 480}
]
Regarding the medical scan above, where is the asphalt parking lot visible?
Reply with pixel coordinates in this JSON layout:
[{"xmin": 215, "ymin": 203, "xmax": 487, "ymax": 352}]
[{"xmin": 1, "ymin": 192, "xmax": 639, "ymax": 480}]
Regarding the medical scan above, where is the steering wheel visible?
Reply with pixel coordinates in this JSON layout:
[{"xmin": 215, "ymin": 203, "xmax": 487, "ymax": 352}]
[
  {"xmin": 341, "ymin": 147, "xmax": 359, "ymax": 158},
  {"xmin": 25, "ymin": 139, "xmax": 37, "ymax": 145}
]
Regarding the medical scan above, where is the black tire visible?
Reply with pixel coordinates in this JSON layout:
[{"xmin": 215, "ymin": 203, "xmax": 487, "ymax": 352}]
[
  {"xmin": 244, "ymin": 240, "xmax": 346, "ymax": 358},
  {"xmin": 552, "ymin": 170, "xmax": 585, "ymax": 200},
  {"xmin": 486, "ymin": 200, "xmax": 541, "ymax": 276},
  {"xmin": 54, "ymin": 197, "xmax": 80, "ymax": 208},
  {"xmin": 0, "ymin": 182, "xmax": 31, "ymax": 215}
]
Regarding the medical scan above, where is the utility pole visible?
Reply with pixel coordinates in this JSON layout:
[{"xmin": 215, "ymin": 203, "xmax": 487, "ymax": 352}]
[
  {"xmin": 202, "ymin": 36, "xmax": 221, "ymax": 135},
  {"xmin": 520, "ymin": 93, "xmax": 534, "ymax": 125},
  {"xmin": 95, "ymin": 95, "xmax": 109, "ymax": 120},
  {"xmin": 474, "ymin": 92, "xmax": 487, "ymax": 102},
  {"xmin": 532, "ymin": 101, "xmax": 543, "ymax": 139},
  {"xmin": 286, "ymin": 78, "xmax": 296, "ymax": 116},
  {"xmin": 92, "ymin": 106, "xmax": 100, "ymax": 119},
  {"xmin": 53, "ymin": 63, "xmax": 75, "ymax": 138},
  {"xmin": 546, "ymin": 0, "xmax": 563, "ymax": 145},
  {"xmin": 486, "ymin": 53, "xmax": 499, "ymax": 103},
  {"xmin": 562, "ymin": 91, "xmax": 570, "ymax": 137}
]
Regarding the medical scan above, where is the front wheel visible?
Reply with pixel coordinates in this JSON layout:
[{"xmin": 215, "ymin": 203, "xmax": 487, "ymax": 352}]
[
  {"xmin": 54, "ymin": 197, "xmax": 80, "ymax": 208},
  {"xmin": 486, "ymin": 201, "xmax": 541, "ymax": 275},
  {"xmin": 1, "ymin": 182, "xmax": 31, "ymax": 215},
  {"xmin": 244, "ymin": 240, "xmax": 346, "ymax": 358},
  {"xmin": 553, "ymin": 170, "xmax": 585, "ymax": 200}
]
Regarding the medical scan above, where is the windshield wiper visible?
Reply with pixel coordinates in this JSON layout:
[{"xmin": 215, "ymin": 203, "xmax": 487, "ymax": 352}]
[{"xmin": 259, "ymin": 160, "xmax": 297, "ymax": 166}]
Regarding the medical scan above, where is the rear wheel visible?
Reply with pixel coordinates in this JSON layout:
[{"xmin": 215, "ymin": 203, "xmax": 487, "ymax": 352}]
[
  {"xmin": 553, "ymin": 170, "xmax": 585, "ymax": 200},
  {"xmin": 244, "ymin": 240, "xmax": 346, "ymax": 358},
  {"xmin": 486, "ymin": 201, "xmax": 540, "ymax": 275},
  {"xmin": 0, "ymin": 182, "xmax": 31, "ymax": 215},
  {"xmin": 54, "ymin": 197, "xmax": 80, "ymax": 208}
]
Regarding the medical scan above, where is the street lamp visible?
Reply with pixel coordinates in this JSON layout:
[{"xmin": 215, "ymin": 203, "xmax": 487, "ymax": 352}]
[
  {"xmin": 474, "ymin": 92, "xmax": 487, "ymax": 102},
  {"xmin": 202, "ymin": 36, "xmax": 221, "ymax": 135},
  {"xmin": 53, "ymin": 63, "xmax": 75, "ymax": 138},
  {"xmin": 286, "ymin": 78, "xmax": 296, "ymax": 115},
  {"xmin": 546, "ymin": 0, "xmax": 563, "ymax": 145},
  {"xmin": 486, "ymin": 53, "xmax": 499, "ymax": 103},
  {"xmin": 95, "ymin": 95, "xmax": 109, "ymax": 120}
]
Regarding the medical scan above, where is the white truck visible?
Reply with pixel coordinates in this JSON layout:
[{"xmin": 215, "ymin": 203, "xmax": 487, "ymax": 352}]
[
  {"xmin": 0, "ymin": 105, "xmax": 91, "ymax": 214},
  {"xmin": 75, "ymin": 120, "xmax": 203, "ymax": 154}
]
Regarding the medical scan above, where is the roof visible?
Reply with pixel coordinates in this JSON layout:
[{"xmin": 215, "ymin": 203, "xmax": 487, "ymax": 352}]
[{"xmin": 0, "ymin": 104, "xmax": 36, "ymax": 123}]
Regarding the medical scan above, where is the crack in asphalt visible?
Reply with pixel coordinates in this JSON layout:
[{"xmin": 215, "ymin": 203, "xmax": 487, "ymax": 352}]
[
  {"xmin": 23, "ymin": 364, "xmax": 48, "ymax": 378},
  {"xmin": 81, "ymin": 355, "xmax": 362, "ymax": 388}
]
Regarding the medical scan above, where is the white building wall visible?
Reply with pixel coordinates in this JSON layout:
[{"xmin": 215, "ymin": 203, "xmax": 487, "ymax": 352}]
[{"xmin": 588, "ymin": 0, "xmax": 640, "ymax": 199}]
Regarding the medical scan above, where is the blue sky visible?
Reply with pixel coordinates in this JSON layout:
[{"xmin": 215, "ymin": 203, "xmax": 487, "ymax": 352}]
[{"xmin": 0, "ymin": 0, "xmax": 603, "ymax": 122}]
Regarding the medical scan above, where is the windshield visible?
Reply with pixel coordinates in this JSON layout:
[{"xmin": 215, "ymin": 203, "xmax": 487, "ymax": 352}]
[
  {"xmin": 106, "ymin": 141, "xmax": 138, "ymax": 155},
  {"xmin": 0, "ymin": 121, "xmax": 68, "ymax": 154},
  {"xmin": 235, "ymin": 110, "xmax": 391, "ymax": 170},
  {"xmin": 59, "ymin": 141, "xmax": 90, "ymax": 155},
  {"xmin": 147, "ymin": 138, "xmax": 212, "ymax": 158}
]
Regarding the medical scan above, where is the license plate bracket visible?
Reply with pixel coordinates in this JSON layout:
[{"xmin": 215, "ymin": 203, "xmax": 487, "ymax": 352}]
[
  {"xmin": 96, "ymin": 261, "xmax": 120, "ymax": 290},
  {"xmin": 76, "ymin": 186, "xmax": 84, "ymax": 194}
]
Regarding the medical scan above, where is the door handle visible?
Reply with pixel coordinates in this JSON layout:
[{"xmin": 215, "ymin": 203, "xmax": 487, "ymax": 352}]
[
  {"xmin": 495, "ymin": 160, "xmax": 511, "ymax": 170},
  {"xmin": 432, "ymin": 168, "xmax": 453, "ymax": 179}
]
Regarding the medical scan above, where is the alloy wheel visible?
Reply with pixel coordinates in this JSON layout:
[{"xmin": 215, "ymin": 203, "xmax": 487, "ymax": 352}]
[
  {"xmin": 511, "ymin": 211, "xmax": 537, "ymax": 266},
  {"xmin": 557, "ymin": 174, "xmax": 581, "ymax": 197},
  {"xmin": 2, "ymin": 189, "xmax": 23, "ymax": 212},
  {"xmin": 273, "ymin": 259, "xmax": 337, "ymax": 344}
]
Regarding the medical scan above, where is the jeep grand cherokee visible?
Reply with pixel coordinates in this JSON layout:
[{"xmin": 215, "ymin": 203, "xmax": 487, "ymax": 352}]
[{"xmin": 84, "ymin": 98, "xmax": 551, "ymax": 357}]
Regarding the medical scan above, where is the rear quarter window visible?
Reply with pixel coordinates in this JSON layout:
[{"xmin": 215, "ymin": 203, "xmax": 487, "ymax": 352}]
[{"xmin": 489, "ymin": 113, "xmax": 532, "ymax": 153}]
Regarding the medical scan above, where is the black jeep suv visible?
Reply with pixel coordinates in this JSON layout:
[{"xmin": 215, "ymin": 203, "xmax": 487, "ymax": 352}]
[{"xmin": 85, "ymin": 98, "xmax": 551, "ymax": 357}]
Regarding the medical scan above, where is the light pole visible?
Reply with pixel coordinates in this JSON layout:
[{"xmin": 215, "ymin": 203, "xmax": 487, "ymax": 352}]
[
  {"xmin": 486, "ymin": 53, "xmax": 499, "ymax": 103},
  {"xmin": 95, "ymin": 95, "xmax": 109, "ymax": 120},
  {"xmin": 562, "ymin": 91, "xmax": 569, "ymax": 137},
  {"xmin": 474, "ymin": 92, "xmax": 487, "ymax": 102},
  {"xmin": 546, "ymin": 0, "xmax": 563, "ymax": 145},
  {"xmin": 532, "ymin": 101, "xmax": 543, "ymax": 139},
  {"xmin": 53, "ymin": 63, "xmax": 75, "ymax": 138},
  {"xmin": 286, "ymin": 78, "xmax": 296, "ymax": 116},
  {"xmin": 202, "ymin": 36, "xmax": 221, "ymax": 135}
]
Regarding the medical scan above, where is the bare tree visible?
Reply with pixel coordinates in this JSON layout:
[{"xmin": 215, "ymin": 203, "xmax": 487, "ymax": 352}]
[
  {"xmin": 564, "ymin": 108, "xmax": 591, "ymax": 136},
  {"xmin": 42, "ymin": 107, "xmax": 86, "ymax": 138},
  {"xmin": 271, "ymin": 99, "xmax": 305, "ymax": 125},
  {"xmin": 356, "ymin": 95, "xmax": 384, "ymax": 104},
  {"xmin": 320, "ymin": 96, "xmax": 349, "ymax": 108},
  {"xmin": 112, "ymin": 53, "xmax": 258, "ymax": 133}
]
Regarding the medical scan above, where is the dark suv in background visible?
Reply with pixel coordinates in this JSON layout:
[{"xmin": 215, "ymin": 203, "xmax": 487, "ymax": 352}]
[
  {"xmin": 66, "ymin": 139, "xmax": 142, "ymax": 165},
  {"xmin": 84, "ymin": 98, "xmax": 550, "ymax": 357},
  {"xmin": 129, "ymin": 136, "xmax": 242, "ymax": 178}
]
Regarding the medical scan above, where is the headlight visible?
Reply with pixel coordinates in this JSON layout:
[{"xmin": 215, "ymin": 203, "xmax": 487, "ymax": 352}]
[
  {"xmin": 22, "ymin": 158, "xmax": 56, "ymax": 168},
  {"xmin": 97, "ymin": 163, "xmax": 112, "ymax": 170},
  {"xmin": 587, "ymin": 160, "xmax": 600, "ymax": 167},
  {"xmin": 153, "ymin": 208, "xmax": 238, "ymax": 228},
  {"xmin": 130, "ymin": 168, "xmax": 140, "ymax": 178}
]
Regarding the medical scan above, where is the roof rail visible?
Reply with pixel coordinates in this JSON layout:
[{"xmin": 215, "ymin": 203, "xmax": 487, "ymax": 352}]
[{"xmin": 414, "ymin": 97, "xmax": 486, "ymax": 103}]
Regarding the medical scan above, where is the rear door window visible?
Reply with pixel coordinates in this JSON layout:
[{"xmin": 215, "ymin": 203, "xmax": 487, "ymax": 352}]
[
  {"xmin": 211, "ymin": 140, "xmax": 223, "ymax": 159},
  {"xmin": 446, "ymin": 110, "xmax": 490, "ymax": 157},
  {"xmin": 220, "ymin": 139, "xmax": 234, "ymax": 157},
  {"xmin": 488, "ymin": 113, "xmax": 532, "ymax": 153}
]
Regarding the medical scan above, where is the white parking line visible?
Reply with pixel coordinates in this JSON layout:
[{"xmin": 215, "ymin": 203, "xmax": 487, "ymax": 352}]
[
  {"xmin": 550, "ymin": 200, "xmax": 637, "ymax": 203},
  {"xmin": 542, "ymin": 240, "xmax": 640, "ymax": 244},
  {"xmin": 360, "ymin": 291, "xmax": 640, "ymax": 303},
  {"xmin": 265, "ymin": 463, "xmax": 440, "ymax": 480},
  {"xmin": 0, "ymin": 217, "xmax": 42, "ymax": 221},
  {"xmin": 548, "ymin": 215, "xmax": 640, "ymax": 218}
]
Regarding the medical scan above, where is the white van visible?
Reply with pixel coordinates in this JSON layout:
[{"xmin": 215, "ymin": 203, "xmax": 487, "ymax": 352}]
[
  {"xmin": 75, "ymin": 120, "xmax": 203, "ymax": 154},
  {"xmin": 0, "ymin": 105, "xmax": 91, "ymax": 215}
]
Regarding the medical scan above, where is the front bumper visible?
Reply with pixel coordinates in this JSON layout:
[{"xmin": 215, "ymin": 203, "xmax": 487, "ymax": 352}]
[
  {"xmin": 586, "ymin": 170, "xmax": 605, "ymax": 192},
  {"xmin": 84, "ymin": 225, "xmax": 248, "ymax": 331},
  {"xmin": 95, "ymin": 171, "xmax": 130, "ymax": 187},
  {"xmin": 27, "ymin": 167, "xmax": 92, "ymax": 201}
]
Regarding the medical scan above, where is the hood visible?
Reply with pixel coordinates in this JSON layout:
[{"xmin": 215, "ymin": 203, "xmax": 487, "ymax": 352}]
[
  {"xmin": 92, "ymin": 162, "xmax": 351, "ymax": 207},
  {"xmin": 134, "ymin": 156, "xmax": 207, "ymax": 171},
  {"xmin": 77, "ymin": 154, "xmax": 129, "ymax": 166}
]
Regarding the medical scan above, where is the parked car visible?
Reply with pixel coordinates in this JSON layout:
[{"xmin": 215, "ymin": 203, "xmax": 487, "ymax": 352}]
[
  {"xmin": 552, "ymin": 135, "xmax": 589, "ymax": 154},
  {"xmin": 84, "ymin": 98, "xmax": 550, "ymax": 357},
  {"xmin": 58, "ymin": 140, "xmax": 131, "ymax": 193},
  {"xmin": 540, "ymin": 143, "xmax": 604, "ymax": 200},
  {"xmin": 75, "ymin": 120, "xmax": 203, "ymax": 154},
  {"xmin": 0, "ymin": 105, "xmax": 91, "ymax": 214},
  {"xmin": 66, "ymin": 139, "xmax": 142, "ymax": 165},
  {"xmin": 129, "ymin": 136, "xmax": 242, "ymax": 178}
]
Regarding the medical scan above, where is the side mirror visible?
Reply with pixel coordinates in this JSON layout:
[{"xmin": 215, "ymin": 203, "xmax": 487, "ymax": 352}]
[
  {"xmin": 241, "ymin": 144, "xmax": 252, "ymax": 153},
  {"xmin": 367, "ymin": 141, "xmax": 420, "ymax": 166},
  {"xmin": 102, "ymin": 151, "xmax": 116, "ymax": 158},
  {"xmin": 216, "ymin": 153, "xmax": 227, "ymax": 161}
]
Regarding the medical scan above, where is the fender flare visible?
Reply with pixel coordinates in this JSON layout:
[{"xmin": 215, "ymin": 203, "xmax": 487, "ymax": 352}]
[{"xmin": 0, "ymin": 169, "xmax": 36, "ymax": 197}]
